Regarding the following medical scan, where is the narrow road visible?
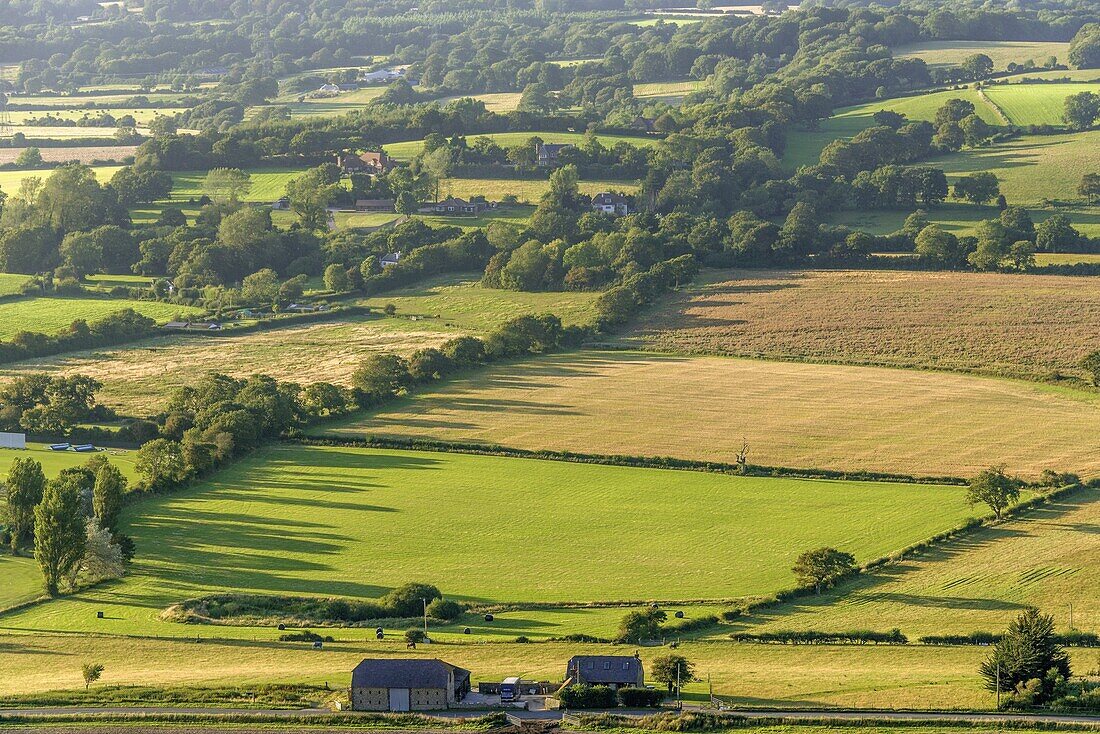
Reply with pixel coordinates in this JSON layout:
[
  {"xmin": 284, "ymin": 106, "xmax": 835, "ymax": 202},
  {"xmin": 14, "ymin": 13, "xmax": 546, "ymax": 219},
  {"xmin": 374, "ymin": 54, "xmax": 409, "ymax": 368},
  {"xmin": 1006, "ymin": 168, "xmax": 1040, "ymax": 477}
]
[{"xmin": 0, "ymin": 705, "xmax": 1097, "ymax": 727}]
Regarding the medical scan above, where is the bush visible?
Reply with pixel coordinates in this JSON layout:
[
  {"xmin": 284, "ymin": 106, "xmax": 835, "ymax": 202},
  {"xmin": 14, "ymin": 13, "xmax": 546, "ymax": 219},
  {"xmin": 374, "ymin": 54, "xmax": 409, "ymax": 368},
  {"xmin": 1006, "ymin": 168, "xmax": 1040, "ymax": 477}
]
[
  {"xmin": 730, "ymin": 629, "xmax": 907, "ymax": 645},
  {"xmin": 278, "ymin": 630, "xmax": 333, "ymax": 642},
  {"xmin": 425, "ymin": 598, "xmax": 464, "ymax": 621},
  {"xmin": 404, "ymin": 629, "xmax": 427, "ymax": 644},
  {"xmin": 617, "ymin": 687, "xmax": 664, "ymax": 707},
  {"xmin": 557, "ymin": 684, "xmax": 617, "ymax": 709}
]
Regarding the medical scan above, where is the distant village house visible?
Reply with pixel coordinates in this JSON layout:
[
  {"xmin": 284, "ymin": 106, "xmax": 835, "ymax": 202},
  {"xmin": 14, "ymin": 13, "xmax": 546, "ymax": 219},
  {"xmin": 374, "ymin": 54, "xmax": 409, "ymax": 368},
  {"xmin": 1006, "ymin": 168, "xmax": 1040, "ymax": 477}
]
[
  {"xmin": 431, "ymin": 197, "xmax": 491, "ymax": 216},
  {"xmin": 355, "ymin": 199, "xmax": 396, "ymax": 212},
  {"xmin": 340, "ymin": 151, "xmax": 396, "ymax": 174},
  {"xmin": 591, "ymin": 192, "xmax": 631, "ymax": 216},
  {"xmin": 536, "ymin": 142, "xmax": 574, "ymax": 166},
  {"xmin": 565, "ymin": 655, "xmax": 644, "ymax": 690}
]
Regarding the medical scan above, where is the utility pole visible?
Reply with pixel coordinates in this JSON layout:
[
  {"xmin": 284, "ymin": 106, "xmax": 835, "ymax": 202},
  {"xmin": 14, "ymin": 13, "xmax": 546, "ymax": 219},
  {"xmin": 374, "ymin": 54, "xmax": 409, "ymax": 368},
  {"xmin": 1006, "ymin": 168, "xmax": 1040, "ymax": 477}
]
[
  {"xmin": 676, "ymin": 664, "xmax": 681, "ymax": 710},
  {"xmin": 422, "ymin": 598, "xmax": 428, "ymax": 637},
  {"xmin": 1068, "ymin": 602, "xmax": 1074, "ymax": 631},
  {"xmin": 996, "ymin": 658, "xmax": 1001, "ymax": 710}
]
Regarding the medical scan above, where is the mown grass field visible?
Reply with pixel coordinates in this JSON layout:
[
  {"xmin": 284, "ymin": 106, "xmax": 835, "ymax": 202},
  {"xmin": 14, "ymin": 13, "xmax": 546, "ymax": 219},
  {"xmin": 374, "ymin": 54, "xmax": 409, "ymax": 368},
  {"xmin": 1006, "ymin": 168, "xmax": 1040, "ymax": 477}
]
[
  {"xmin": 734, "ymin": 489, "xmax": 1099, "ymax": 637},
  {"xmin": 0, "ymin": 278, "xmax": 598, "ymax": 414},
  {"xmin": 324, "ymin": 350, "xmax": 1100, "ymax": 479},
  {"xmin": 437, "ymin": 176, "xmax": 641, "ymax": 203},
  {"xmin": 0, "ymin": 297, "xmax": 203, "ymax": 341},
  {"xmin": 621, "ymin": 269, "xmax": 1100, "ymax": 381},
  {"xmin": 985, "ymin": 82, "xmax": 1100, "ymax": 126},
  {"xmin": 895, "ymin": 40, "xmax": 1070, "ymax": 69},
  {"xmin": 0, "ymin": 273, "xmax": 27, "ymax": 297},
  {"xmin": 168, "ymin": 167, "xmax": 308, "ymax": 203},
  {"xmin": 383, "ymin": 131, "xmax": 658, "ymax": 160},
  {"xmin": 0, "ymin": 443, "xmax": 974, "ymax": 634},
  {"xmin": 7, "ymin": 92, "xmax": 193, "ymax": 107},
  {"xmin": 633, "ymin": 80, "xmax": 703, "ymax": 101},
  {"xmin": 434, "ymin": 92, "xmax": 524, "ymax": 112},
  {"xmin": 829, "ymin": 202, "xmax": 1100, "ymax": 240},
  {"xmin": 0, "ymin": 633, "xmax": 1066, "ymax": 709}
]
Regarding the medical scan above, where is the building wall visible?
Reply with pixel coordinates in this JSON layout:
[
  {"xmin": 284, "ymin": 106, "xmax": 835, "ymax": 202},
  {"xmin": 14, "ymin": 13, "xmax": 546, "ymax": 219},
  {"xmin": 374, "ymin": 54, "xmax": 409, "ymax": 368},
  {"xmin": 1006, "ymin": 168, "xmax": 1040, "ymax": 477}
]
[
  {"xmin": 351, "ymin": 686, "xmax": 389, "ymax": 711},
  {"xmin": 410, "ymin": 687, "xmax": 448, "ymax": 710}
]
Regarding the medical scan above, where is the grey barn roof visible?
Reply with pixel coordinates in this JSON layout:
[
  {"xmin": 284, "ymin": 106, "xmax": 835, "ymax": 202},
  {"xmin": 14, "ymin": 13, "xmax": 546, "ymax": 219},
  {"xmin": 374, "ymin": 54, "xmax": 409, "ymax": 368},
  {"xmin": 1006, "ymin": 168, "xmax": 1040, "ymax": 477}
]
[
  {"xmin": 569, "ymin": 655, "xmax": 642, "ymax": 684},
  {"xmin": 352, "ymin": 659, "xmax": 469, "ymax": 689}
]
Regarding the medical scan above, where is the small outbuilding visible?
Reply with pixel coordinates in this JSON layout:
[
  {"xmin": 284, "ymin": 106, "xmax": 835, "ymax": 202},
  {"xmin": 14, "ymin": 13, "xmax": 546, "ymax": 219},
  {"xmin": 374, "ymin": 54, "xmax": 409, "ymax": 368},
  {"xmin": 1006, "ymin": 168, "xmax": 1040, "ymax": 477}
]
[
  {"xmin": 350, "ymin": 658, "xmax": 471, "ymax": 711},
  {"xmin": 565, "ymin": 654, "xmax": 644, "ymax": 690}
]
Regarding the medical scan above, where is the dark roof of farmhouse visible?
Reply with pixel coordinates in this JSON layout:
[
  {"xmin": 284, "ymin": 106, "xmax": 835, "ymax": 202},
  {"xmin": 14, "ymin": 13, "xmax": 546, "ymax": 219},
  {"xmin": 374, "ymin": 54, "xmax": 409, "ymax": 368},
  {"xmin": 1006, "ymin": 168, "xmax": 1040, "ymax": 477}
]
[
  {"xmin": 352, "ymin": 659, "xmax": 469, "ymax": 689},
  {"xmin": 568, "ymin": 655, "xmax": 642, "ymax": 683}
]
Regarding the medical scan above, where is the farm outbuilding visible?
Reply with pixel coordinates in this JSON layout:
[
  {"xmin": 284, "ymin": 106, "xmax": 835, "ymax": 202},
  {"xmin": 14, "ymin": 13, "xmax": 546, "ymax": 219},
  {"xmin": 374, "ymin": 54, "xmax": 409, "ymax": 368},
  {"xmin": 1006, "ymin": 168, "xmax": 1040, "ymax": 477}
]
[
  {"xmin": 0, "ymin": 432, "xmax": 26, "ymax": 449},
  {"xmin": 350, "ymin": 658, "xmax": 471, "ymax": 711}
]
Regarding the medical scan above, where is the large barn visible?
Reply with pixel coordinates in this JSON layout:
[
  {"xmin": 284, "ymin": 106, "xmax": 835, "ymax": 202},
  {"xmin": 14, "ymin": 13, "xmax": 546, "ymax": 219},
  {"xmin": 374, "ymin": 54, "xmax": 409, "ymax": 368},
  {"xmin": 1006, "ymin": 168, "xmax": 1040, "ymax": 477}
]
[{"xmin": 350, "ymin": 659, "xmax": 471, "ymax": 711}]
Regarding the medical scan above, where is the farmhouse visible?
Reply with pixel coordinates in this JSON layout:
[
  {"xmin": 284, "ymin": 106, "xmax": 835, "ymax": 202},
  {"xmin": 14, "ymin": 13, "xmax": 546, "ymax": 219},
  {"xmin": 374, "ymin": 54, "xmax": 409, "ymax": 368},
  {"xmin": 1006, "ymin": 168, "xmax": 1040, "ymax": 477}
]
[
  {"xmin": 355, "ymin": 198, "xmax": 396, "ymax": 212},
  {"xmin": 340, "ymin": 151, "xmax": 396, "ymax": 174},
  {"xmin": 381, "ymin": 251, "xmax": 402, "ymax": 267},
  {"xmin": 536, "ymin": 142, "xmax": 574, "ymax": 166},
  {"xmin": 350, "ymin": 659, "xmax": 471, "ymax": 711},
  {"xmin": 591, "ymin": 192, "xmax": 631, "ymax": 216},
  {"xmin": 431, "ymin": 197, "xmax": 490, "ymax": 215},
  {"xmin": 360, "ymin": 68, "xmax": 407, "ymax": 84},
  {"xmin": 565, "ymin": 655, "xmax": 644, "ymax": 690}
]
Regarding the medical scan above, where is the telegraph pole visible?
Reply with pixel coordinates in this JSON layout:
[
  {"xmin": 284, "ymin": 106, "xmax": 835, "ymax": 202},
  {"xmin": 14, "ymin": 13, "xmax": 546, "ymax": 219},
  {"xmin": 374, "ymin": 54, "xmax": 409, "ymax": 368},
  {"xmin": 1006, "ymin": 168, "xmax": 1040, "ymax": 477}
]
[{"xmin": 996, "ymin": 658, "xmax": 1001, "ymax": 710}]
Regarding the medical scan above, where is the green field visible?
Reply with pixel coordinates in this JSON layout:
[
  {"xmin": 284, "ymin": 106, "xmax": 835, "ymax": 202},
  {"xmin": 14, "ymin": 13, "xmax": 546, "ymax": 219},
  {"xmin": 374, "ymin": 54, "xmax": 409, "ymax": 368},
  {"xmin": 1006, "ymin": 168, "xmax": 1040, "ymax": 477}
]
[
  {"xmin": 984, "ymin": 82, "xmax": 1100, "ymax": 126},
  {"xmin": 323, "ymin": 350, "xmax": 1100, "ymax": 479},
  {"xmin": 7, "ymin": 92, "xmax": 193, "ymax": 107},
  {"xmin": 168, "ymin": 167, "xmax": 308, "ymax": 204},
  {"xmin": 736, "ymin": 489, "xmax": 1098, "ymax": 636},
  {"xmin": 633, "ymin": 80, "xmax": 703, "ymax": 101},
  {"xmin": 830, "ymin": 202, "xmax": 1100, "ymax": 239},
  {"xmin": 0, "ymin": 443, "xmax": 975, "ymax": 637},
  {"xmin": 383, "ymin": 131, "xmax": 658, "ymax": 160},
  {"xmin": 13, "ymin": 107, "xmax": 186, "ymax": 125},
  {"xmin": 434, "ymin": 92, "xmax": 524, "ymax": 112},
  {"xmin": 0, "ymin": 273, "xmax": 28, "ymax": 297},
  {"xmin": 896, "ymin": 41, "xmax": 1070, "ymax": 70},
  {"xmin": 0, "ymin": 297, "xmax": 203, "ymax": 341}
]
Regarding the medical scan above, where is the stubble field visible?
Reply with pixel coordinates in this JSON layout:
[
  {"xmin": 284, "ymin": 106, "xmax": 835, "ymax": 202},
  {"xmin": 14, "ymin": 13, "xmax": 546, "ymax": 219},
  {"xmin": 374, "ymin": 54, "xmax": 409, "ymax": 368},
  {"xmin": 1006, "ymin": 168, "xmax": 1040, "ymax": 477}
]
[{"xmin": 322, "ymin": 350, "xmax": 1100, "ymax": 478}]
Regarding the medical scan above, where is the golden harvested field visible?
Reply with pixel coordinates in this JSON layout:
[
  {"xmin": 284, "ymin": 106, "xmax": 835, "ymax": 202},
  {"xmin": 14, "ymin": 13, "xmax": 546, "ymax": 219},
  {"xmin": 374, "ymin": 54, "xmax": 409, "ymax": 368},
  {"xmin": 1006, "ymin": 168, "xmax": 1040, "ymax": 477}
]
[
  {"xmin": 0, "ymin": 279, "xmax": 598, "ymax": 414},
  {"xmin": 896, "ymin": 41, "xmax": 1070, "ymax": 69},
  {"xmin": 735, "ymin": 489, "xmax": 1100, "ymax": 637},
  {"xmin": 619, "ymin": 269, "xmax": 1100, "ymax": 381},
  {"xmin": 0, "ymin": 633, "xmax": 1073, "ymax": 709},
  {"xmin": 0, "ymin": 318, "xmax": 453, "ymax": 415},
  {"xmin": 322, "ymin": 350, "xmax": 1100, "ymax": 479}
]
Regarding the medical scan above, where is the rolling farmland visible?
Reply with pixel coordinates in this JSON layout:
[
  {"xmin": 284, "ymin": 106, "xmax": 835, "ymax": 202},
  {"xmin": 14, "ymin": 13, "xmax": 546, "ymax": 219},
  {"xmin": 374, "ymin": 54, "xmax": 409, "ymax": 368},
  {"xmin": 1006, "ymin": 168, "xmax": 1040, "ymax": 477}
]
[
  {"xmin": 0, "ymin": 166, "xmax": 122, "ymax": 194},
  {"xmin": 0, "ymin": 273, "xmax": 28, "ymax": 297},
  {"xmin": 383, "ymin": 131, "xmax": 658, "ymax": 160},
  {"xmin": 0, "ymin": 297, "xmax": 203, "ymax": 341},
  {"xmin": 896, "ymin": 41, "xmax": 1070, "ymax": 69},
  {"xmin": 168, "ymin": 167, "xmax": 308, "ymax": 203},
  {"xmin": 324, "ymin": 350, "xmax": 1100, "ymax": 478},
  {"xmin": 437, "ymin": 176, "xmax": 640, "ymax": 203},
  {"xmin": 620, "ymin": 269, "xmax": 1100, "ymax": 380},
  {"xmin": 0, "ymin": 279, "xmax": 598, "ymax": 414},
  {"xmin": 737, "ymin": 488, "xmax": 1099, "ymax": 637},
  {"xmin": 984, "ymin": 82, "xmax": 1100, "ymax": 126},
  {"xmin": 0, "ymin": 443, "xmax": 975, "ymax": 633}
]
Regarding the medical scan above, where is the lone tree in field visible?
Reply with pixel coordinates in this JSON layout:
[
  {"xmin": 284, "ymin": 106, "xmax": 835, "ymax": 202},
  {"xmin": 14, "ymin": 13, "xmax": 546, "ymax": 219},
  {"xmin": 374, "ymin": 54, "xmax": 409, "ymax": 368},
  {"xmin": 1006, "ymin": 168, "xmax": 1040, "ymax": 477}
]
[
  {"xmin": 4, "ymin": 457, "xmax": 46, "ymax": 551},
  {"xmin": 1079, "ymin": 173, "xmax": 1100, "ymax": 206},
  {"xmin": 81, "ymin": 661, "xmax": 104, "ymax": 690},
  {"xmin": 792, "ymin": 547, "xmax": 856, "ymax": 594},
  {"xmin": 651, "ymin": 654, "xmax": 696, "ymax": 693},
  {"xmin": 92, "ymin": 463, "xmax": 126, "ymax": 535},
  {"xmin": 980, "ymin": 608, "xmax": 1070, "ymax": 704},
  {"xmin": 966, "ymin": 466, "xmax": 1020, "ymax": 521},
  {"xmin": 34, "ymin": 477, "xmax": 87, "ymax": 595},
  {"xmin": 617, "ymin": 607, "xmax": 667, "ymax": 643}
]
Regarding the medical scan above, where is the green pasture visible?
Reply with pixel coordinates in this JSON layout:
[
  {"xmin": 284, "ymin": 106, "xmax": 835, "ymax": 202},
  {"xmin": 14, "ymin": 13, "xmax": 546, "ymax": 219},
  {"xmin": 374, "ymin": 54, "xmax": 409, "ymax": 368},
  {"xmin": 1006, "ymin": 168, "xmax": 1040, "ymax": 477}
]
[
  {"xmin": 356, "ymin": 274, "xmax": 599, "ymax": 331},
  {"xmin": 434, "ymin": 92, "xmax": 524, "ymax": 113},
  {"xmin": 258, "ymin": 85, "xmax": 389, "ymax": 118},
  {"xmin": 0, "ymin": 273, "xmax": 29, "ymax": 297},
  {"xmin": 625, "ymin": 15, "xmax": 707, "ymax": 26},
  {"xmin": 332, "ymin": 211, "xmax": 403, "ymax": 229},
  {"xmin": 896, "ymin": 40, "xmax": 1070, "ymax": 70},
  {"xmin": 0, "ymin": 443, "xmax": 975, "ymax": 637},
  {"xmin": 733, "ymin": 488, "xmax": 1099, "ymax": 636},
  {"xmin": 0, "ymin": 166, "xmax": 122, "ymax": 194},
  {"xmin": 168, "ymin": 167, "xmax": 308, "ymax": 204},
  {"xmin": 6, "ymin": 92, "xmax": 192, "ymax": 107},
  {"xmin": 0, "ymin": 297, "xmax": 203, "ymax": 341},
  {"xmin": 633, "ymin": 80, "xmax": 702, "ymax": 101},
  {"xmin": 383, "ymin": 131, "xmax": 658, "ymax": 160},
  {"xmin": 415, "ymin": 206, "xmax": 535, "ymax": 230},
  {"xmin": 984, "ymin": 82, "xmax": 1100, "ymax": 126},
  {"xmin": 1035, "ymin": 252, "xmax": 1100, "ymax": 265},
  {"xmin": 829, "ymin": 202, "xmax": 1100, "ymax": 239}
]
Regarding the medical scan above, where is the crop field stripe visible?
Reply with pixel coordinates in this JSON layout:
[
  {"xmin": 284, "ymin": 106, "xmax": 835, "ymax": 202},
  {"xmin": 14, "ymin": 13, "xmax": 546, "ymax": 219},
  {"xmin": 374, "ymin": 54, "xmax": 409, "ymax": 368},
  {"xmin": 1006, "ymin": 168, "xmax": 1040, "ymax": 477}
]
[{"xmin": 322, "ymin": 348, "xmax": 1100, "ymax": 478}]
